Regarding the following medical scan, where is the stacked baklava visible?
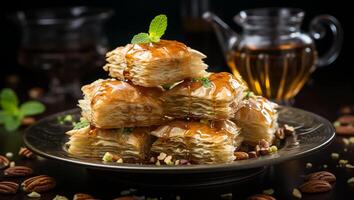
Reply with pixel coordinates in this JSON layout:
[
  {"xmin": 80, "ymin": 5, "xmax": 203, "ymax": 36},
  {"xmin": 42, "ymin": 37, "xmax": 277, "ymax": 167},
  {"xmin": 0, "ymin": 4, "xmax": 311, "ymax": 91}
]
[{"xmin": 66, "ymin": 40, "xmax": 279, "ymax": 164}]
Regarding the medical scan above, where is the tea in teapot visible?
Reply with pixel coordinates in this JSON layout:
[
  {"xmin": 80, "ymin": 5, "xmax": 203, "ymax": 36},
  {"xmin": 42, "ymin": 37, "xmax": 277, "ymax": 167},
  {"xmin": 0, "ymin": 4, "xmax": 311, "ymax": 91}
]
[{"xmin": 204, "ymin": 8, "xmax": 343, "ymax": 103}]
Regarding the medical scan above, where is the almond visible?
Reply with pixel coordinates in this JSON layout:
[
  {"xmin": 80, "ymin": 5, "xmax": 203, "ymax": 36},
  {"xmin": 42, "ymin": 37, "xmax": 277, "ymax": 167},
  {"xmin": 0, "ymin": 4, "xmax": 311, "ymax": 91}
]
[
  {"xmin": 22, "ymin": 175, "xmax": 56, "ymax": 193},
  {"xmin": 305, "ymin": 171, "xmax": 336, "ymax": 183},
  {"xmin": 4, "ymin": 166, "xmax": 34, "ymax": 177},
  {"xmin": 299, "ymin": 180, "xmax": 332, "ymax": 193},
  {"xmin": 73, "ymin": 193, "xmax": 97, "ymax": 200},
  {"xmin": 0, "ymin": 155, "xmax": 10, "ymax": 169},
  {"xmin": 248, "ymin": 151, "xmax": 258, "ymax": 158},
  {"xmin": 0, "ymin": 181, "xmax": 19, "ymax": 194},
  {"xmin": 234, "ymin": 151, "xmax": 249, "ymax": 160},
  {"xmin": 18, "ymin": 147, "xmax": 36, "ymax": 159},
  {"xmin": 247, "ymin": 194, "xmax": 276, "ymax": 200}
]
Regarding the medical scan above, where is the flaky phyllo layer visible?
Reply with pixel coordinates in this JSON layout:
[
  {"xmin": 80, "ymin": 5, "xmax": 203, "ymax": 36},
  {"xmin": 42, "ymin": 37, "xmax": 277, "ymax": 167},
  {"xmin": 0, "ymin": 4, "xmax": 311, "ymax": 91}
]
[
  {"xmin": 79, "ymin": 79, "xmax": 166, "ymax": 129},
  {"xmin": 233, "ymin": 95, "xmax": 279, "ymax": 146},
  {"xmin": 162, "ymin": 72, "xmax": 247, "ymax": 120},
  {"xmin": 66, "ymin": 126, "xmax": 152, "ymax": 161},
  {"xmin": 150, "ymin": 120, "xmax": 241, "ymax": 164},
  {"xmin": 103, "ymin": 40, "xmax": 208, "ymax": 87}
]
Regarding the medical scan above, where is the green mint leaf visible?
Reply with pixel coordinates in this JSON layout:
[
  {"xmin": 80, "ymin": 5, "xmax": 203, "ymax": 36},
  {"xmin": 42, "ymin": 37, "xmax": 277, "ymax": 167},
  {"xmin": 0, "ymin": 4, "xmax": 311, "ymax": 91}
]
[
  {"xmin": 0, "ymin": 111, "xmax": 6, "ymax": 124},
  {"xmin": 0, "ymin": 88, "xmax": 19, "ymax": 114},
  {"xmin": 19, "ymin": 101, "xmax": 45, "ymax": 116},
  {"xmin": 131, "ymin": 33, "xmax": 151, "ymax": 44},
  {"xmin": 192, "ymin": 77, "xmax": 212, "ymax": 88},
  {"xmin": 3, "ymin": 114, "xmax": 21, "ymax": 132},
  {"xmin": 0, "ymin": 88, "xmax": 18, "ymax": 106},
  {"xmin": 73, "ymin": 118, "xmax": 89, "ymax": 130},
  {"xmin": 149, "ymin": 14, "xmax": 167, "ymax": 41}
]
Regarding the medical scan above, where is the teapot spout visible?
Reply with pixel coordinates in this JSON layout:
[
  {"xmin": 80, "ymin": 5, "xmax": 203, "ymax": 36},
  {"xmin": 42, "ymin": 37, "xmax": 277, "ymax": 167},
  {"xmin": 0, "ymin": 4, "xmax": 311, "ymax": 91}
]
[{"xmin": 203, "ymin": 12, "xmax": 238, "ymax": 57}]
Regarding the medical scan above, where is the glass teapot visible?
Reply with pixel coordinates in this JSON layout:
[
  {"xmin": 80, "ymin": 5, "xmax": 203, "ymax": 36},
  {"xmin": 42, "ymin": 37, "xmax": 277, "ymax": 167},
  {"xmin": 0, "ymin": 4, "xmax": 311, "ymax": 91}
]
[{"xmin": 203, "ymin": 8, "xmax": 343, "ymax": 103}]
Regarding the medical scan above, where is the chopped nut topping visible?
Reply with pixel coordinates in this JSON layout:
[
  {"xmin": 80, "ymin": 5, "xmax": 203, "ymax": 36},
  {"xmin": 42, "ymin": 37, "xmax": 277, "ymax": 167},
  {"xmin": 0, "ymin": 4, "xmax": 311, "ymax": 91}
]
[
  {"xmin": 342, "ymin": 138, "xmax": 350, "ymax": 145},
  {"xmin": 174, "ymin": 160, "xmax": 180, "ymax": 165},
  {"xmin": 345, "ymin": 164, "xmax": 354, "ymax": 169},
  {"xmin": 333, "ymin": 121, "xmax": 341, "ymax": 127},
  {"xmin": 10, "ymin": 161, "xmax": 15, "ymax": 167},
  {"xmin": 117, "ymin": 158, "xmax": 124, "ymax": 163},
  {"xmin": 331, "ymin": 153, "xmax": 339, "ymax": 160},
  {"xmin": 292, "ymin": 188, "xmax": 302, "ymax": 199},
  {"xmin": 164, "ymin": 155, "xmax": 173, "ymax": 165},
  {"xmin": 150, "ymin": 157, "xmax": 156, "ymax": 163},
  {"xmin": 262, "ymin": 188, "xmax": 274, "ymax": 195},
  {"xmin": 350, "ymin": 137, "xmax": 354, "ymax": 144},
  {"xmin": 306, "ymin": 163, "xmax": 313, "ymax": 169},
  {"xmin": 339, "ymin": 159, "xmax": 349, "ymax": 167},
  {"xmin": 269, "ymin": 146, "xmax": 278, "ymax": 154},
  {"xmin": 5, "ymin": 152, "xmax": 13, "ymax": 158},
  {"xmin": 27, "ymin": 191, "xmax": 41, "ymax": 198},
  {"xmin": 53, "ymin": 195, "xmax": 69, "ymax": 200},
  {"xmin": 102, "ymin": 152, "xmax": 114, "ymax": 162},
  {"xmin": 348, "ymin": 177, "xmax": 354, "ymax": 184},
  {"xmin": 155, "ymin": 160, "xmax": 161, "ymax": 166},
  {"xmin": 157, "ymin": 152, "xmax": 167, "ymax": 161}
]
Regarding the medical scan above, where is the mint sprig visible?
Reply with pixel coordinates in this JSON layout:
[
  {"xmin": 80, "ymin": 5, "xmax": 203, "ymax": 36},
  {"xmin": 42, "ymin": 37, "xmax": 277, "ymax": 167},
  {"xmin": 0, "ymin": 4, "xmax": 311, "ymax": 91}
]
[
  {"xmin": 131, "ymin": 14, "xmax": 167, "ymax": 44},
  {"xmin": 0, "ymin": 88, "xmax": 45, "ymax": 131}
]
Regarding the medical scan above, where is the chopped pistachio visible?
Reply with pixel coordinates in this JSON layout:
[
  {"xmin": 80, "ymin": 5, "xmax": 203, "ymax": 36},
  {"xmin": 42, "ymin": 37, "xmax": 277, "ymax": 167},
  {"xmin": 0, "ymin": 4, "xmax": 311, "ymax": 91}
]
[
  {"xmin": 164, "ymin": 155, "xmax": 173, "ymax": 165},
  {"xmin": 102, "ymin": 152, "xmax": 114, "ymax": 162},
  {"xmin": 350, "ymin": 137, "xmax": 354, "ymax": 144},
  {"xmin": 27, "ymin": 191, "xmax": 41, "ymax": 198},
  {"xmin": 292, "ymin": 188, "xmax": 302, "ymax": 199},
  {"xmin": 331, "ymin": 153, "xmax": 339, "ymax": 160},
  {"xmin": 306, "ymin": 163, "xmax": 313, "ymax": 169},
  {"xmin": 10, "ymin": 161, "xmax": 15, "ymax": 167},
  {"xmin": 5, "ymin": 152, "xmax": 13, "ymax": 158},
  {"xmin": 117, "ymin": 158, "xmax": 124, "ymax": 163},
  {"xmin": 339, "ymin": 159, "xmax": 349, "ymax": 167},
  {"xmin": 157, "ymin": 152, "xmax": 167, "ymax": 160},
  {"xmin": 348, "ymin": 177, "xmax": 354, "ymax": 184},
  {"xmin": 343, "ymin": 138, "xmax": 350, "ymax": 145},
  {"xmin": 269, "ymin": 145, "xmax": 278, "ymax": 154},
  {"xmin": 53, "ymin": 195, "xmax": 69, "ymax": 200},
  {"xmin": 155, "ymin": 160, "xmax": 161, "ymax": 166},
  {"xmin": 262, "ymin": 188, "xmax": 274, "ymax": 195},
  {"xmin": 333, "ymin": 121, "xmax": 341, "ymax": 127}
]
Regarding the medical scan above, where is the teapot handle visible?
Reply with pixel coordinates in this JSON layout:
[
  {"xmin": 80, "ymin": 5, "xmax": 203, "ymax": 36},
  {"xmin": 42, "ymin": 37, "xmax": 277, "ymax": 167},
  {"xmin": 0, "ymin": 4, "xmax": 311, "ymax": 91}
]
[{"xmin": 309, "ymin": 15, "xmax": 343, "ymax": 67}]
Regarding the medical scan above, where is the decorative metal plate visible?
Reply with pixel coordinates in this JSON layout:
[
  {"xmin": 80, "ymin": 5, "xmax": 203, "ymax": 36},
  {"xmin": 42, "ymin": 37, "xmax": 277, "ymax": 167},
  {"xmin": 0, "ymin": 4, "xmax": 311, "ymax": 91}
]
[{"xmin": 24, "ymin": 106, "xmax": 335, "ymax": 174}]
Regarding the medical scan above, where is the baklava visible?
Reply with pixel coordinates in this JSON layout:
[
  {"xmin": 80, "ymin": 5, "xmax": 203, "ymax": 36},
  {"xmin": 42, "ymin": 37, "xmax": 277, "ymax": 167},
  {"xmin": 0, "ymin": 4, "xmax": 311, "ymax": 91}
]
[
  {"xmin": 66, "ymin": 126, "xmax": 152, "ymax": 162},
  {"xmin": 150, "ymin": 120, "xmax": 241, "ymax": 164},
  {"xmin": 79, "ymin": 79, "xmax": 166, "ymax": 129},
  {"xmin": 162, "ymin": 72, "xmax": 247, "ymax": 120},
  {"xmin": 103, "ymin": 40, "xmax": 208, "ymax": 87},
  {"xmin": 233, "ymin": 95, "xmax": 279, "ymax": 146}
]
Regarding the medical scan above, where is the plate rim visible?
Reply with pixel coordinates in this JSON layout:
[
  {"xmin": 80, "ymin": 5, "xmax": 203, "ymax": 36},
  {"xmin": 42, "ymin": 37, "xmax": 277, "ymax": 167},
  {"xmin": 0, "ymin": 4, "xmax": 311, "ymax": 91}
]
[{"xmin": 23, "ymin": 106, "xmax": 335, "ymax": 174}]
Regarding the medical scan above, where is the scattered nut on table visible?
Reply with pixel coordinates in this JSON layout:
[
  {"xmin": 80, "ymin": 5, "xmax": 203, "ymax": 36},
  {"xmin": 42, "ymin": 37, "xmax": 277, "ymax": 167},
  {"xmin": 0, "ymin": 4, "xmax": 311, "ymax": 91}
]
[
  {"xmin": 4, "ymin": 166, "xmax": 34, "ymax": 177},
  {"xmin": 22, "ymin": 175, "xmax": 56, "ymax": 193},
  {"xmin": 0, "ymin": 181, "xmax": 19, "ymax": 194}
]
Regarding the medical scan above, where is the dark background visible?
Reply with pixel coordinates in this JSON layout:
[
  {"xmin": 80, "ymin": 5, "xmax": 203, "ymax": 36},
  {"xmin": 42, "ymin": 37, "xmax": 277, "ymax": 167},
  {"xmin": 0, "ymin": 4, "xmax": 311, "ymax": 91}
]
[{"xmin": 0, "ymin": 0, "xmax": 353, "ymax": 117}]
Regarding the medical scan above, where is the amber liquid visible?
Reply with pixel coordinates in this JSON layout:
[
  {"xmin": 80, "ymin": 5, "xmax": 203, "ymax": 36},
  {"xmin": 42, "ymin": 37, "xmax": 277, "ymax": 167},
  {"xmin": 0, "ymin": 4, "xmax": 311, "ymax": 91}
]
[{"xmin": 227, "ymin": 44, "xmax": 317, "ymax": 101}]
